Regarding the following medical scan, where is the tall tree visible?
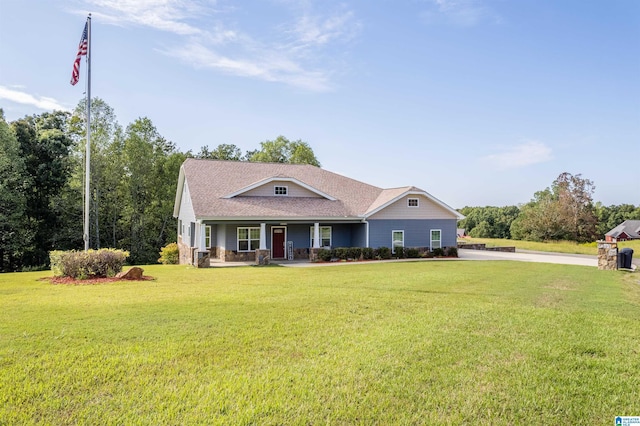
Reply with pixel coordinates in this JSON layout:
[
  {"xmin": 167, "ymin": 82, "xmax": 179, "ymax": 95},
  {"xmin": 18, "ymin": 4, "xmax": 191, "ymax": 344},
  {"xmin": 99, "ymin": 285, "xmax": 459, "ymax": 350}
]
[
  {"xmin": 11, "ymin": 111, "xmax": 74, "ymax": 266},
  {"xmin": 510, "ymin": 172, "xmax": 597, "ymax": 242},
  {"xmin": 0, "ymin": 110, "xmax": 32, "ymax": 271},
  {"xmin": 196, "ymin": 143, "xmax": 243, "ymax": 161},
  {"xmin": 247, "ymin": 136, "xmax": 321, "ymax": 166}
]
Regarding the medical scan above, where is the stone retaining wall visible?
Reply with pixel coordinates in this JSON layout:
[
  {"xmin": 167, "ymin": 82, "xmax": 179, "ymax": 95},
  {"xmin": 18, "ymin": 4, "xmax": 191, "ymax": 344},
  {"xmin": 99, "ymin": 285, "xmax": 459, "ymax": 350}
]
[{"xmin": 458, "ymin": 243, "xmax": 516, "ymax": 253}]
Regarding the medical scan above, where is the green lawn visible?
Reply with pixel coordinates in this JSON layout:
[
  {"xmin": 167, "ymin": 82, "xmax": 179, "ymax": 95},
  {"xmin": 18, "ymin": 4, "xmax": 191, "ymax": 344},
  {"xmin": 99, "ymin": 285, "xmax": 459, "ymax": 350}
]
[
  {"xmin": 1, "ymin": 262, "xmax": 639, "ymax": 424},
  {"xmin": 460, "ymin": 237, "xmax": 640, "ymax": 256}
]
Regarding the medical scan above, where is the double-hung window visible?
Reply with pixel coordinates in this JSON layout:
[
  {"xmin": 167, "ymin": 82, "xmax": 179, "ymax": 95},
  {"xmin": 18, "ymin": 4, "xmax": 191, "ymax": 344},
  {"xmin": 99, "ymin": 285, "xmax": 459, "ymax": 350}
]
[
  {"xmin": 310, "ymin": 226, "xmax": 332, "ymax": 248},
  {"xmin": 238, "ymin": 227, "xmax": 260, "ymax": 251},
  {"xmin": 392, "ymin": 230, "xmax": 404, "ymax": 254},
  {"xmin": 430, "ymin": 229, "xmax": 442, "ymax": 250},
  {"xmin": 205, "ymin": 226, "xmax": 212, "ymax": 248}
]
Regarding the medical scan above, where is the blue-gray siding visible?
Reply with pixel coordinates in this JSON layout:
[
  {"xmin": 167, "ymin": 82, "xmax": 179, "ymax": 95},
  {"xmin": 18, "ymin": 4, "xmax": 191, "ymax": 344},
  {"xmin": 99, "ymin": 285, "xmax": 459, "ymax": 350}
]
[{"xmin": 367, "ymin": 219, "xmax": 458, "ymax": 249}]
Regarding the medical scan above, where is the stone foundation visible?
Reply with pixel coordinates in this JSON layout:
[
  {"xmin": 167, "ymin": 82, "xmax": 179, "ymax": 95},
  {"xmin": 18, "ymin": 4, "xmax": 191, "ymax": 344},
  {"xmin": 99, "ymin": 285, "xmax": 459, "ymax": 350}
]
[
  {"xmin": 221, "ymin": 250, "xmax": 255, "ymax": 262},
  {"xmin": 309, "ymin": 248, "xmax": 321, "ymax": 262},
  {"xmin": 458, "ymin": 243, "xmax": 516, "ymax": 253},
  {"xmin": 178, "ymin": 237, "xmax": 194, "ymax": 265},
  {"xmin": 196, "ymin": 251, "xmax": 210, "ymax": 268},
  {"xmin": 597, "ymin": 241, "xmax": 617, "ymax": 270}
]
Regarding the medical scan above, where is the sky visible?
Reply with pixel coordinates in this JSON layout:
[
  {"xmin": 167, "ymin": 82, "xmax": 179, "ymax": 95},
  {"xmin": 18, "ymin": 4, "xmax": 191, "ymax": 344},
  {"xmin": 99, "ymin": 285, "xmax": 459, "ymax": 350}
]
[{"xmin": 1, "ymin": 0, "xmax": 639, "ymax": 209}]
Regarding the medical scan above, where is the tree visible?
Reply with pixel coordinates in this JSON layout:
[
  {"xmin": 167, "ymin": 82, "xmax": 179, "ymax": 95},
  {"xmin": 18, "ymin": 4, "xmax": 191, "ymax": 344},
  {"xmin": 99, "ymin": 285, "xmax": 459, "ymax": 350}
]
[
  {"xmin": 458, "ymin": 205, "xmax": 520, "ymax": 239},
  {"xmin": 247, "ymin": 136, "xmax": 321, "ymax": 166},
  {"xmin": 0, "ymin": 110, "xmax": 32, "ymax": 271},
  {"xmin": 510, "ymin": 172, "xmax": 597, "ymax": 242},
  {"xmin": 11, "ymin": 111, "xmax": 74, "ymax": 266},
  {"xmin": 196, "ymin": 143, "xmax": 243, "ymax": 161}
]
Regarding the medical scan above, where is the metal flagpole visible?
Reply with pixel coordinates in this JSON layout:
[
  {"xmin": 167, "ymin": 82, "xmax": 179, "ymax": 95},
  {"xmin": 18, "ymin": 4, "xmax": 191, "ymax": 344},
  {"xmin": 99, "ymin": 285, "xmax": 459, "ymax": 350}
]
[{"xmin": 84, "ymin": 14, "xmax": 92, "ymax": 251}]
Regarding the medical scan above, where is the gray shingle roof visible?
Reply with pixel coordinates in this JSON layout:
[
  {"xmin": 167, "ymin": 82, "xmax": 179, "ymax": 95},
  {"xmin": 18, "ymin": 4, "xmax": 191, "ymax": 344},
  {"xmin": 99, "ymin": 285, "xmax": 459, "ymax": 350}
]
[
  {"xmin": 176, "ymin": 158, "xmax": 462, "ymax": 220},
  {"xmin": 606, "ymin": 220, "xmax": 640, "ymax": 239}
]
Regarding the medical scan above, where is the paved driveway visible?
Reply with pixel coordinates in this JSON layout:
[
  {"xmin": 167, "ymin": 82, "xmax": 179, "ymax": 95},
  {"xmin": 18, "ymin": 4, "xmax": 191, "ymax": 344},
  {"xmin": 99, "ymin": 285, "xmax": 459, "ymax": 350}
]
[{"xmin": 457, "ymin": 249, "xmax": 598, "ymax": 267}]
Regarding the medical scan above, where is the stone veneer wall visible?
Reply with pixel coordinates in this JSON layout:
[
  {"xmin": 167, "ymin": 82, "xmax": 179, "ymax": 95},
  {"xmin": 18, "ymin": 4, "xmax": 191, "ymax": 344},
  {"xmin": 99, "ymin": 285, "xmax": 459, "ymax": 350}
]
[
  {"xmin": 597, "ymin": 241, "xmax": 618, "ymax": 270},
  {"xmin": 458, "ymin": 243, "xmax": 516, "ymax": 253},
  {"xmin": 178, "ymin": 236, "xmax": 193, "ymax": 265}
]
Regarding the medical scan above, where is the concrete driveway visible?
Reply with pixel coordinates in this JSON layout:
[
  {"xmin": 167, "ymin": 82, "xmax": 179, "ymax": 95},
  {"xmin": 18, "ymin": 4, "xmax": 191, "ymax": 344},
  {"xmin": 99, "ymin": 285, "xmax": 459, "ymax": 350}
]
[{"xmin": 457, "ymin": 249, "xmax": 598, "ymax": 267}]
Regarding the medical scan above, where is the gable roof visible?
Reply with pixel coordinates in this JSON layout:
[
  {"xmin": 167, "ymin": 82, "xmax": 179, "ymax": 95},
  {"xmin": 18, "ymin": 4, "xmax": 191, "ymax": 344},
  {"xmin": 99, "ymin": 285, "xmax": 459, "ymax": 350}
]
[
  {"xmin": 606, "ymin": 220, "xmax": 640, "ymax": 239},
  {"xmin": 174, "ymin": 159, "xmax": 463, "ymax": 221}
]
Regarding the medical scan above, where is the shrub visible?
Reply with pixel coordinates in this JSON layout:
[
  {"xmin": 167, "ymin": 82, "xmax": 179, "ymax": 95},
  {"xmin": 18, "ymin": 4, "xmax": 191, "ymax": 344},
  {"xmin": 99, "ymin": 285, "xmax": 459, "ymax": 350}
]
[
  {"xmin": 394, "ymin": 247, "xmax": 406, "ymax": 259},
  {"xmin": 158, "ymin": 243, "xmax": 179, "ymax": 264},
  {"xmin": 361, "ymin": 247, "xmax": 375, "ymax": 260},
  {"xmin": 432, "ymin": 247, "xmax": 445, "ymax": 257},
  {"xmin": 333, "ymin": 247, "xmax": 349, "ymax": 260},
  {"xmin": 50, "ymin": 249, "xmax": 129, "ymax": 279},
  {"xmin": 376, "ymin": 247, "xmax": 391, "ymax": 260},
  {"xmin": 347, "ymin": 247, "xmax": 362, "ymax": 260},
  {"xmin": 406, "ymin": 248, "xmax": 420, "ymax": 258},
  {"xmin": 317, "ymin": 249, "xmax": 333, "ymax": 262},
  {"xmin": 445, "ymin": 246, "xmax": 458, "ymax": 257}
]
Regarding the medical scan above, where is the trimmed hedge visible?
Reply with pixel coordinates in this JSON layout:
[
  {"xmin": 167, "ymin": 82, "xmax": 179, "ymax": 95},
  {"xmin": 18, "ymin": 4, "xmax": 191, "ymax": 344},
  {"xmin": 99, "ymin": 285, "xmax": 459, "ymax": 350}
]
[
  {"xmin": 313, "ymin": 246, "xmax": 458, "ymax": 262},
  {"xmin": 50, "ymin": 249, "xmax": 129, "ymax": 279}
]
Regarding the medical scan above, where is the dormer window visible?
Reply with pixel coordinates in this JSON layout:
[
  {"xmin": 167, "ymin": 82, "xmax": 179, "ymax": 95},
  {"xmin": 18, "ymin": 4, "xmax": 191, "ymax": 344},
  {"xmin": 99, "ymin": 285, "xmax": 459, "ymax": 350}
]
[
  {"xmin": 274, "ymin": 186, "xmax": 288, "ymax": 196},
  {"xmin": 408, "ymin": 198, "xmax": 419, "ymax": 207}
]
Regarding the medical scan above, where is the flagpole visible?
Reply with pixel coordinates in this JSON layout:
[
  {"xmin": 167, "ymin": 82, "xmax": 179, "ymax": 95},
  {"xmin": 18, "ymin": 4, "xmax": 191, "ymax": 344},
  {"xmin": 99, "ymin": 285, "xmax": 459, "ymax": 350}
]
[{"xmin": 84, "ymin": 14, "xmax": 92, "ymax": 251}]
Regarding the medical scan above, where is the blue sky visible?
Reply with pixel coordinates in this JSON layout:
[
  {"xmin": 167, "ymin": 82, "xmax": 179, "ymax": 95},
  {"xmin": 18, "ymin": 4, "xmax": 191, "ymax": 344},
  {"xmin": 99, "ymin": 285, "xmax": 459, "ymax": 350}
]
[{"xmin": 1, "ymin": 0, "xmax": 638, "ymax": 208}]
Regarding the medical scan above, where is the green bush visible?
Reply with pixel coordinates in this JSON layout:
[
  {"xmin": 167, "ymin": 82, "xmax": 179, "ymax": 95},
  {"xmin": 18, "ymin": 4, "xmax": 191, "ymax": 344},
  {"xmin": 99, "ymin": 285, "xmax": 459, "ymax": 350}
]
[
  {"xmin": 432, "ymin": 248, "xmax": 445, "ymax": 257},
  {"xmin": 317, "ymin": 249, "xmax": 333, "ymax": 262},
  {"xmin": 333, "ymin": 247, "xmax": 349, "ymax": 260},
  {"xmin": 347, "ymin": 247, "xmax": 362, "ymax": 260},
  {"xmin": 406, "ymin": 248, "xmax": 420, "ymax": 258},
  {"xmin": 158, "ymin": 243, "xmax": 179, "ymax": 265},
  {"xmin": 50, "ymin": 249, "xmax": 129, "ymax": 279},
  {"xmin": 445, "ymin": 246, "xmax": 458, "ymax": 257},
  {"xmin": 361, "ymin": 247, "xmax": 375, "ymax": 260},
  {"xmin": 394, "ymin": 247, "xmax": 406, "ymax": 259},
  {"xmin": 376, "ymin": 247, "xmax": 391, "ymax": 260}
]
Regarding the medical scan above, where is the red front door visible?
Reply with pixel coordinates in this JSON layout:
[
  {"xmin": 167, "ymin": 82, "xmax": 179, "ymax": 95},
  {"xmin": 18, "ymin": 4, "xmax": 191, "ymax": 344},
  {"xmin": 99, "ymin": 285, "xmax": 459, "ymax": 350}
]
[{"xmin": 272, "ymin": 227, "xmax": 286, "ymax": 258}]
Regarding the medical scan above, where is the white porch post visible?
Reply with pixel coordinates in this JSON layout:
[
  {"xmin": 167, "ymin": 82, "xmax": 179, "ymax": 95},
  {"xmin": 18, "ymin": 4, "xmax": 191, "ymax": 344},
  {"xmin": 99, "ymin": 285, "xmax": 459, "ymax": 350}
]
[
  {"xmin": 313, "ymin": 223, "xmax": 320, "ymax": 248},
  {"xmin": 259, "ymin": 223, "xmax": 267, "ymax": 250},
  {"xmin": 198, "ymin": 223, "xmax": 206, "ymax": 251}
]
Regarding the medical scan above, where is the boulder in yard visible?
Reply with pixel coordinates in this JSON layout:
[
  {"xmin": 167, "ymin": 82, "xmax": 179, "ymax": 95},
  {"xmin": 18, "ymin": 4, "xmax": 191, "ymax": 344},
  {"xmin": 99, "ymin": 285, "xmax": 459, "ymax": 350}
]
[{"xmin": 116, "ymin": 267, "xmax": 144, "ymax": 280}]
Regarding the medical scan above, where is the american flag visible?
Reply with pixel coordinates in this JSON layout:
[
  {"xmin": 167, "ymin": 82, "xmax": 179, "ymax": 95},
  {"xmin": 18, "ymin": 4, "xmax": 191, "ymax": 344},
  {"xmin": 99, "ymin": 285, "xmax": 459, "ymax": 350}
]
[{"xmin": 70, "ymin": 22, "xmax": 88, "ymax": 86}]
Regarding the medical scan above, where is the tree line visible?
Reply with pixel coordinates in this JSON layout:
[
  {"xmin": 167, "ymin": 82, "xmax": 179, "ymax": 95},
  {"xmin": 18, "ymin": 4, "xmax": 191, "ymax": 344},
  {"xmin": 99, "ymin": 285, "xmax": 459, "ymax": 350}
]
[
  {"xmin": 0, "ymin": 99, "xmax": 320, "ymax": 272},
  {"xmin": 459, "ymin": 172, "xmax": 640, "ymax": 242}
]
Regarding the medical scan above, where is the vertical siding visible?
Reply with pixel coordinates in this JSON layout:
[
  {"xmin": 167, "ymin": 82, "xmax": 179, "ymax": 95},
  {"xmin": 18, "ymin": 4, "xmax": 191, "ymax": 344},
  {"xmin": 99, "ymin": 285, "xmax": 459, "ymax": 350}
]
[
  {"xmin": 368, "ymin": 219, "xmax": 458, "ymax": 248},
  {"xmin": 178, "ymin": 182, "xmax": 196, "ymax": 224}
]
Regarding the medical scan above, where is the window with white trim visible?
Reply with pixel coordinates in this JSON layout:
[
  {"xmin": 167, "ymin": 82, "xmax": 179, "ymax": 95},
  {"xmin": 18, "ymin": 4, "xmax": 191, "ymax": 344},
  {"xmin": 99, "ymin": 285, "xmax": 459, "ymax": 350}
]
[
  {"xmin": 237, "ymin": 227, "xmax": 260, "ymax": 251},
  {"xmin": 178, "ymin": 220, "xmax": 182, "ymax": 236},
  {"xmin": 408, "ymin": 198, "xmax": 419, "ymax": 207},
  {"xmin": 392, "ymin": 230, "xmax": 404, "ymax": 254},
  {"xmin": 205, "ymin": 225, "xmax": 211, "ymax": 248},
  {"xmin": 310, "ymin": 226, "xmax": 332, "ymax": 248},
  {"xmin": 274, "ymin": 186, "xmax": 288, "ymax": 196},
  {"xmin": 430, "ymin": 229, "xmax": 442, "ymax": 250}
]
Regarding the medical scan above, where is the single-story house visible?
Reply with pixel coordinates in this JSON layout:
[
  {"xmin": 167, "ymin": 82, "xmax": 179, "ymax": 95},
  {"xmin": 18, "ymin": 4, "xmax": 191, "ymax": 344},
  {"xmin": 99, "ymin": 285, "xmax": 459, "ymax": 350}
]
[
  {"xmin": 605, "ymin": 220, "xmax": 640, "ymax": 242},
  {"xmin": 173, "ymin": 159, "xmax": 464, "ymax": 265}
]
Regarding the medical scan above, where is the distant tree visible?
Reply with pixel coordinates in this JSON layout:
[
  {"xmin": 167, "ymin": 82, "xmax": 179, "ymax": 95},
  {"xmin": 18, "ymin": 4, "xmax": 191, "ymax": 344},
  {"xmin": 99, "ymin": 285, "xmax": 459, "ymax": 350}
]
[
  {"xmin": 595, "ymin": 203, "xmax": 640, "ymax": 237},
  {"xmin": 196, "ymin": 143, "xmax": 243, "ymax": 161},
  {"xmin": 247, "ymin": 136, "xmax": 321, "ymax": 166},
  {"xmin": 0, "ymin": 110, "xmax": 32, "ymax": 271},
  {"xmin": 510, "ymin": 172, "xmax": 597, "ymax": 242},
  {"xmin": 458, "ymin": 205, "xmax": 520, "ymax": 239},
  {"xmin": 11, "ymin": 111, "xmax": 74, "ymax": 266}
]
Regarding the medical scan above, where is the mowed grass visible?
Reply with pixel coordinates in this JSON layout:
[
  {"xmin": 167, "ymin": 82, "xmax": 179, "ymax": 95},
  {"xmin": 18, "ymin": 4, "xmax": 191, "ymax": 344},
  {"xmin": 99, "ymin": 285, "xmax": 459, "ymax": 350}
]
[
  {"xmin": 1, "ymin": 262, "xmax": 639, "ymax": 424},
  {"xmin": 460, "ymin": 237, "xmax": 640, "ymax": 256}
]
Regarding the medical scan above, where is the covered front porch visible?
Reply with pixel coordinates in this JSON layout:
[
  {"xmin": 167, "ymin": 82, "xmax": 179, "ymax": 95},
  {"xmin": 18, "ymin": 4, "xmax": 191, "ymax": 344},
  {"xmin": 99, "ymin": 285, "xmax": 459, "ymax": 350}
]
[{"xmin": 191, "ymin": 220, "xmax": 368, "ymax": 265}]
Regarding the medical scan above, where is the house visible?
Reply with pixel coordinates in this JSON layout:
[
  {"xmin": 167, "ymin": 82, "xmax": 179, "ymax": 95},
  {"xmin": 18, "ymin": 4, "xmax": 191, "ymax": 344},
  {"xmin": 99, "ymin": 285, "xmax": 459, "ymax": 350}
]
[
  {"xmin": 173, "ymin": 159, "xmax": 464, "ymax": 265},
  {"xmin": 605, "ymin": 220, "xmax": 640, "ymax": 242}
]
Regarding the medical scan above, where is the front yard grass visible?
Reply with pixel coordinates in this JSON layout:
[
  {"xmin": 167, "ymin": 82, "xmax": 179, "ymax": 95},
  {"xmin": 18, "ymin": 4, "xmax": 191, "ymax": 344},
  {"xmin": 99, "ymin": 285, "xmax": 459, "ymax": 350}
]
[{"xmin": 1, "ymin": 262, "xmax": 639, "ymax": 424}]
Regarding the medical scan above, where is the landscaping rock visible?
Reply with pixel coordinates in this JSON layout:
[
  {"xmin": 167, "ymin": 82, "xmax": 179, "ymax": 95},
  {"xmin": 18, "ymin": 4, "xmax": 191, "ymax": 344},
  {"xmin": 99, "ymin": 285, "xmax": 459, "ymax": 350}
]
[{"xmin": 116, "ymin": 266, "xmax": 144, "ymax": 280}]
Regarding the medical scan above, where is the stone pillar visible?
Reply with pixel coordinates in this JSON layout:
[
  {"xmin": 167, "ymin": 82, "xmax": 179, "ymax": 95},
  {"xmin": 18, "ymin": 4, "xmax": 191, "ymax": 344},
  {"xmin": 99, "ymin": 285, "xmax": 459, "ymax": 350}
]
[
  {"xmin": 196, "ymin": 251, "xmax": 210, "ymax": 268},
  {"xmin": 597, "ymin": 240, "xmax": 618, "ymax": 270},
  {"xmin": 255, "ymin": 249, "xmax": 270, "ymax": 265},
  {"xmin": 309, "ymin": 247, "xmax": 321, "ymax": 262}
]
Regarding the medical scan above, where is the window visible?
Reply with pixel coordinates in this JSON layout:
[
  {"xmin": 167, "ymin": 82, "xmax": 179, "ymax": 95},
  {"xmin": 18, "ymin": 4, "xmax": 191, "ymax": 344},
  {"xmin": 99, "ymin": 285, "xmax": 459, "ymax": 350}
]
[
  {"xmin": 238, "ymin": 227, "xmax": 260, "ymax": 251},
  {"xmin": 310, "ymin": 226, "xmax": 332, "ymax": 248},
  {"xmin": 430, "ymin": 229, "xmax": 442, "ymax": 249},
  {"xmin": 392, "ymin": 230, "xmax": 404, "ymax": 254},
  {"xmin": 178, "ymin": 220, "xmax": 182, "ymax": 236},
  {"xmin": 274, "ymin": 186, "xmax": 288, "ymax": 196},
  {"xmin": 408, "ymin": 198, "xmax": 419, "ymax": 207},
  {"xmin": 205, "ymin": 226, "xmax": 211, "ymax": 248}
]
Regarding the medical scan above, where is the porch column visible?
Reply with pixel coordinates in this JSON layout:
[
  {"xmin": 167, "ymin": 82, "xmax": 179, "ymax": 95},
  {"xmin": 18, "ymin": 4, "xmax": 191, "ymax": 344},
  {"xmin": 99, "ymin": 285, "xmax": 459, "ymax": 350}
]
[
  {"xmin": 259, "ymin": 223, "xmax": 267, "ymax": 250},
  {"xmin": 313, "ymin": 223, "xmax": 320, "ymax": 248},
  {"xmin": 198, "ymin": 222, "xmax": 206, "ymax": 251}
]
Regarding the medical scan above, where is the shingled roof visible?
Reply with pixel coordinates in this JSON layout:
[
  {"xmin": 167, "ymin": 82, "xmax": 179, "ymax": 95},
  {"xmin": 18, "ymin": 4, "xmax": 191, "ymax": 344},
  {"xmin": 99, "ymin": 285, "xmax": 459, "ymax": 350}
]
[
  {"xmin": 606, "ymin": 220, "xmax": 640, "ymax": 240},
  {"xmin": 174, "ymin": 159, "xmax": 462, "ymax": 220}
]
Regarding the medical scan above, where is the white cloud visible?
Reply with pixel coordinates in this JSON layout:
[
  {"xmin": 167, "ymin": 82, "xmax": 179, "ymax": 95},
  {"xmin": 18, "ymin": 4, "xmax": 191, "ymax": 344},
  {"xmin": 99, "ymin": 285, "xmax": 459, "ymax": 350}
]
[
  {"xmin": 0, "ymin": 86, "xmax": 69, "ymax": 112},
  {"xmin": 481, "ymin": 141, "xmax": 553, "ymax": 169},
  {"xmin": 81, "ymin": 0, "xmax": 359, "ymax": 91},
  {"xmin": 423, "ymin": 0, "xmax": 498, "ymax": 27}
]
